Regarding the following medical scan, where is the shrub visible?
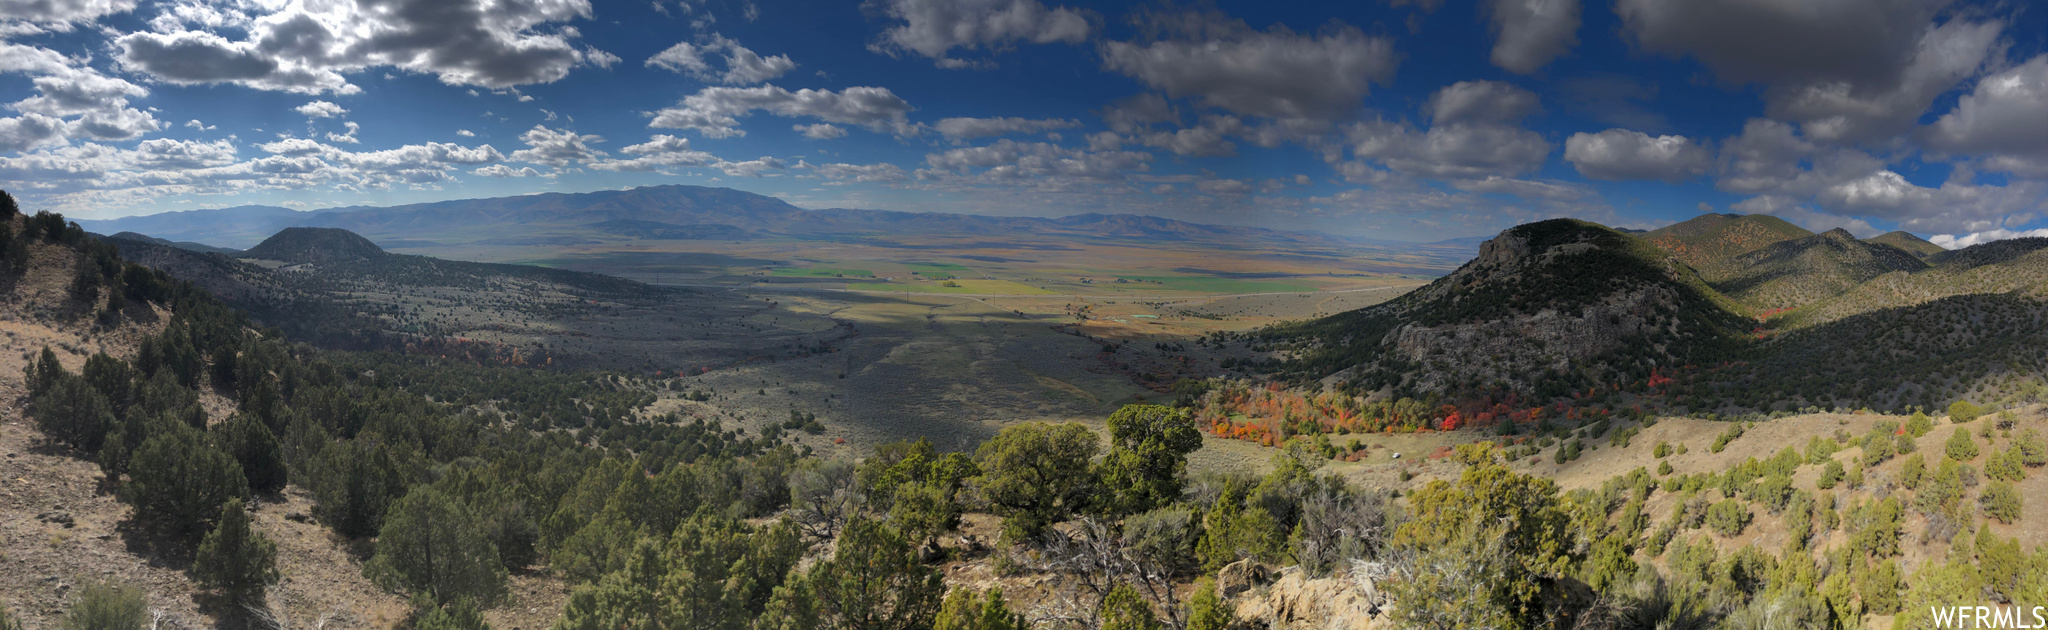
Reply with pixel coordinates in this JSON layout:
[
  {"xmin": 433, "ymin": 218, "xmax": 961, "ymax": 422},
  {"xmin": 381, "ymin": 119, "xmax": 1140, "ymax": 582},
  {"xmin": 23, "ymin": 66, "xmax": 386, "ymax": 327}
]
[
  {"xmin": 1099, "ymin": 584, "xmax": 1161, "ymax": 630},
  {"xmin": 1711, "ymin": 424, "xmax": 1744, "ymax": 453},
  {"xmin": 761, "ymin": 517, "xmax": 943, "ymax": 630},
  {"xmin": 1900, "ymin": 453, "xmax": 1925, "ymax": 490},
  {"xmin": 415, "ymin": 600, "xmax": 490, "ymax": 630},
  {"xmin": 1985, "ymin": 447, "xmax": 2026, "ymax": 482},
  {"xmin": 192, "ymin": 498, "xmax": 279, "ymax": 602},
  {"xmin": 932, "ymin": 587, "xmax": 1023, "ymax": 630},
  {"xmin": 1948, "ymin": 400, "xmax": 1981, "ymax": 424},
  {"xmin": 1705, "ymin": 499, "xmax": 1751, "ymax": 537},
  {"xmin": 1981, "ymin": 481, "xmax": 2022, "ymax": 524},
  {"xmin": 2016, "ymin": 429, "xmax": 2046, "ymax": 467},
  {"xmin": 1657, "ymin": 460, "xmax": 1673, "ymax": 476},
  {"xmin": 1186, "ymin": 578, "xmax": 1231, "ymax": 630},
  {"xmin": 1905, "ymin": 411, "xmax": 1933, "ymax": 437},
  {"xmin": 1653, "ymin": 441, "xmax": 1671, "ymax": 458},
  {"xmin": 1817, "ymin": 460, "xmax": 1844, "ymax": 490},
  {"xmin": 61, "ymin": 581, "xmax": 146, "ymax": 630},
  {"xmin": 1122, "ymin": 506, "xmax": 1201, "ymax": 577},
  {"xmin": 1945, "ymin": 428, "xmax": 1979, "ymax": 462}
]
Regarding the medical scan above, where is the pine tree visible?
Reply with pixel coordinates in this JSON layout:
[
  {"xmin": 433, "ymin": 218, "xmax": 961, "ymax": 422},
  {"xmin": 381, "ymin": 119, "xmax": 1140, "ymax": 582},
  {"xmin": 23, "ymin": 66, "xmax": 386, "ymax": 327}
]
[
  {"xmin": 122, "ymin": 426, "xmax": 249, "ymax": 542},
  {"xmin": 192, "ymin": 497, "xmax": 279, "ymax": 602},
  {"xmin": 364, "ymin": 487, "xmax": 507, "ymax": 606}
]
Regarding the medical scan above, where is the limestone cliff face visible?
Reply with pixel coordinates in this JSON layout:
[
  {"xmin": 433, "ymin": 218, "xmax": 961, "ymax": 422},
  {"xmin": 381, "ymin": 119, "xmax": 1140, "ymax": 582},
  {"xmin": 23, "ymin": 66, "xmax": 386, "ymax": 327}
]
[{"xmin": 1232, "ymin": 566, "xmax": 1389, "ymax": 630}]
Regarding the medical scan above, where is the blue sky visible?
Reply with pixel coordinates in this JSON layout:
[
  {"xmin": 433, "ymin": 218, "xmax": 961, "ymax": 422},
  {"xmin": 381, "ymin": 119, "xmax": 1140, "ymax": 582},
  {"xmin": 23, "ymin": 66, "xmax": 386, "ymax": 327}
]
[{"xmin": 2, "ymin": 0, "xmax": 2047, "ymax": 244}]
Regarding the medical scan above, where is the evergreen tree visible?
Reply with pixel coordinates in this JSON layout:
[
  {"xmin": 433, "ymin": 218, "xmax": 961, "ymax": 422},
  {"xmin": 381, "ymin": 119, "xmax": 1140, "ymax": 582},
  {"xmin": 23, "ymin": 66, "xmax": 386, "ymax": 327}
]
[
  {"xmin": 974, "ymin": 422, "xmax": 1099, "ymax": 540},
  {"xmin": 762, "ymin": 517, "xmax": 942, "ymax": 630},
  {"xmin": 1099, "ymin": 584, "xmax": 1162, "ymax": 630},
  {"xmin": 366, "ymin": 487, "xmax": 507, "ymax": 606},
  {"xmin": 1094, "ymin": 404, "xmax": 1204, "ymax": 515},
  {"xmin": 121, "ymin": 426, "xmax": 249, "ymax": 542},
  {"xmin": 932, "ymin": 588, "xmax": 1025, "ymax": 630},
  {"xmin": 214, "ymin": 414, "xmax": 288, "ymax": 494},
  {"xmin": 1945, "ymin": 428, "xmax": 1979, "ymax": 462},
  {"xmin": 192, "ymin": 497, "xmax": 280, "ymax": 602},
  {"xmin": 416, "ymin": 600, "xmax": 491, "ymax": 630},
  {"xmin": 30, "ymin": 374, "xmax": 115, "ymax": 453}
]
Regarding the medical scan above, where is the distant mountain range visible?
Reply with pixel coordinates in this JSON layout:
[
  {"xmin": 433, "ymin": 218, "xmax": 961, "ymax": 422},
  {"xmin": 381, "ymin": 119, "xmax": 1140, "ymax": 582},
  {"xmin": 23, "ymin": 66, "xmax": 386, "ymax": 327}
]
[{"xmin": 77, "ymin": 185, "xmax": 1482, "ymax": 255}]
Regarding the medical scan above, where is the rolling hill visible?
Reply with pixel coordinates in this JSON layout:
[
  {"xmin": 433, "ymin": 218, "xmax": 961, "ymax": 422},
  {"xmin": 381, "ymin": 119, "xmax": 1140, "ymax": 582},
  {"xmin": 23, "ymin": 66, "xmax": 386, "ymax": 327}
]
[
  {"xmin": 1865, "ymin": 230, "xmax": 1945, "ymax": 257},
  {"xmin": 1714, "ymin": 228, "xmax": 1928, "ymax": 311},
  {"xmin": 1641, "ymin": 213, "xmax": 1814, "ymax": 280},
  {"xmin": 1259, "ymin": 219, "xmax": 1752, "ymax": 399}
]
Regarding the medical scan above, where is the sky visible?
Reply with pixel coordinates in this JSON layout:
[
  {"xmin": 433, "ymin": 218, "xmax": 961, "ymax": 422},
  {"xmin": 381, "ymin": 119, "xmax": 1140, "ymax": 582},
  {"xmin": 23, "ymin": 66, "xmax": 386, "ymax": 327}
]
[{"xmin": 1, "ymin": 0, "xmax": 2046, "ymax": 244}]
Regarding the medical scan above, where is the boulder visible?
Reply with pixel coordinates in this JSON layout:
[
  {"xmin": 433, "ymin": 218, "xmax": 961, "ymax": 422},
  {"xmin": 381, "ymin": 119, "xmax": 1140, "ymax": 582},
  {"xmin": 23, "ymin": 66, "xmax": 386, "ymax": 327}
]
[{"xmin": 1218, "ymin": 559, "xmax": 1271, "ymax": 597}]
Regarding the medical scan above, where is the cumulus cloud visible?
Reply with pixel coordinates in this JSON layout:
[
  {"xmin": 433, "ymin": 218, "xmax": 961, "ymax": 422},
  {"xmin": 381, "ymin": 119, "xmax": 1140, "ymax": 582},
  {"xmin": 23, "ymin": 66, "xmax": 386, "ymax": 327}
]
[
  {"xmin": 1924, "ymin": 54, "xmax": 2048, "ymax": 169},
  {"xmin": 1563, "ymin": 129, "xmax": 1711, "ymax": 181},
  {"xmin": 869, "ymin": 0, "xmax": 1091, "ymax": 68},
  {"xmin": 933, "ymin": 116, "xmax": 1079, "ymax": 141},
  {"xmin": 792, "ymin": 123, "xmax": 847, "ymax": 139},
  {"xmin": 1617, "ymin": 0, "xmax": 1994, "ymax": 144},
  {"xmin": 1930, "ymin": 227, "xmax": 2048, "ymax": 250},
  {"xmin": 647, "ymin": 84, "xmax": 916, "ymax": 138},
  {"xmin": 1, "ymin": 42, "xmax": 161, "ymax": 146},
  {"xmin": 1730, "ymin": 194, "xmax": 1880, "ymax": 237},
  {"xmin": 1427, "ymin": 80, "xmax": 1541, "ymax": 125},
  {"xmin": 295, "ymin": 101, "xmax": 347, "ymax": 119},
  {"xmin": 0, "ymin": 0, "xmax": 135, "ymax": 25},
  {"xmin": 472, "ymin": 164, "xmax": 543, "ymax": 177},
  {"xmin": 918, "ymin": 139, "xmax": 1152, "ymax": 189},
  {"xmin": 646, "ymin": 33, "xmax": 795, "ymax": 84},
  {"xmin": 508, "ymin": 125, "xmax": 604, "ymax": 166},
  {"xmin": 1484, "ymin": 0, "xmax": 1580, "ymax": 74},
  {"xmin": 116, "ymin": 0, "xmax": 606, "ymax": 95},
  {"xmin": 0, "ymin": 112, "xmax": 71, "ymax": 152},
  {"xmin": 807, "ymin": 161, "xmax": 909, "ymax": 182},
  {"xmin": 1336, "ymin": 81, "xmax": 1551, "ymax": 180},
  {"xmin": 1100, "ymin": 12, "xmax": 1397, "ymax": 121},
  {"xmin": 456, "ymin": 129, "xmax": 475, "ymax": 137}
]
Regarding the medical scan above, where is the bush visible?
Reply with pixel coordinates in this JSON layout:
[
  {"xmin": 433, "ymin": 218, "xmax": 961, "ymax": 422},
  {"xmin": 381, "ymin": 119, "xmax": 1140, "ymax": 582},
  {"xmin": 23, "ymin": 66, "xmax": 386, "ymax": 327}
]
[
  {"xmin": 1653, "ymin": 441, "xmax": 1671, "ymax": 458},
  {"xmin": 2016, "ymin": 429, "xmax": 2046, "ymax": 467},
  {"xmin": 1122, "ymin": 506, "xmax": 1201, "ymax": 577},
  {"xmin": 932, "ymin": 587, "xmax": 1023, "ymax": 630},
  {"xmin": 1945, "ymin": 428, "xmax": 1979, "ymax": 462},
  {"xmin": 1099, "ymin": 584, "xmax": 1161, "ymax": 630},
  {"xmin": 1900, "ymin": 453, "xmax": 1925, "ymax": 490},
  {"xmin": 1711, "ymin": 424, "xmax": 1744, "ymax": 453},
  {"xmin": 415, "ymin": 600, "xmax": 490, "ymax": 630},
  {"xmin": 121, "ymin": 426, "xmax": 249, "ymax": 542},
  {"xmin": 1981, "ymin": 481, "xmax": 2022, "ymax": 524},
  {"xmin": 1985, "ymin": 447, "xmax": 2026, "ymax": 482},
  {"xmin": 61, "ymin": 581, "xmax": 146, "ymax": 630},
  {"xmin": 1905, "ymin": 411, "xmax": 1933, "ymax": 437},
  {"xmin": 365, "ymin": 487, "xmax": 507, "ymax": 606},
  {"xmin": 192, "ymin": 497, "xmax": 279, "ymax": 602},
  {"xmin": 1947, "ymin": 400, "xmax": 1981, "ymax": 424},
  {"xmin": 1705, "ymin": 499, "xmax": 1751, "ymax": 537},
  {"xmin": 1657, "ymin": 460, "xmax": 1672, "ymax": 476},
  {"xmin": 1817, "ymin": 460, "xmax": 1844, "ymax": 490},
  {"xmin": 761, "ymin": 517, "xmax": 943, "ymax": 630}
]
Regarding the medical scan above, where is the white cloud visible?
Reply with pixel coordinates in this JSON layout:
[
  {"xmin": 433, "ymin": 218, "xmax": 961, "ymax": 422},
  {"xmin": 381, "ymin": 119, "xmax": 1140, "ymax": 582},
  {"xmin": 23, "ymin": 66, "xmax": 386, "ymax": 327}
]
[
  {"xmin": 0, "ymin": 0, "xmax": 135, "ymax": 25},
  {"xmin": 295, "ymin": 101, "xmax": 347, "ymax": 119},
  {"xmin": 792, "ymin": 123, "xmax": 847, "ymax": 139},
  {"xmin": 508, "ymin": 125, "xmax": 604, "ymax": 167},
  {"xmin": 1484, "ymin": 0, "xmax": 1580, "ymax": 74},
  {"xmin": 807, "ymin": 161, "xmax": 909, "ymax": 182},
  {"xmin": 326, "ymin": 121, "xmax": 361, "ymax": 144},
  {"xmin": 933, "ymin": 116, "xmax": 1079, "ymax": 141},
  {"xmin": 646, "ymin": 33, "xmax": 795, "ymax": 84},
  {"xmin": 1563, "ymin": 129, "xmax": 1711, "ymax": 181},
  {"xmin": 1427, "ymin": 80, "xmax": 1541, "ymax": 125},
  {"xmin": 647, "ymin": 84, "xmax": 916, "ymax": 138},
  {"xmin": 456, "ymin": 129, "xmax": 475, "ymax": 137},
  {"xmin": 1100, "ymin": 12, "xmax": 1397, "ymax": 121},
  {"xmin": 1730, "ymin": 194, "xmax": 1880, "ymax": 237},
  {"xmin": 1930, "ymin": 227, "xmax": 2048, "ymax": 250},
  {"xmin": 472, "ymin": 164, "xmax": 542, "ymax": 177},
  {"xmin": 868, "ymin": 0, "xmax": 1091, "ymax": 68},
  {"xmin": 116, "ymin": 0, "xmax": 605, "ymax": 95},
  {"xmin": 1924, "ymin": 54, "xmax": 2048, "ymax": 168},
  {"xmin": 0, "ymin": 112, "xmax": 72, "ymax": 152}
]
